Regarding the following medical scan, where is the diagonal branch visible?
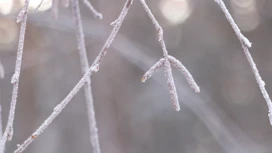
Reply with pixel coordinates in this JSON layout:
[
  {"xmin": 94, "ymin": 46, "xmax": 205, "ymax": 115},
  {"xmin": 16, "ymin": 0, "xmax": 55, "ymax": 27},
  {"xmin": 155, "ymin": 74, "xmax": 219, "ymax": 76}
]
[
  {"xmin": 214, "ymin": 0, "xmax": 272, "ymax": 125},
  {"xmin": 71, "ymin": 0, "xmax": 101, "ymax": 153},
  {"xmin": 81, "ymin": 0, "xmax": 103, "ymax": 19},
  {"xmin": 141, "ymin": 58, "xmax": 165, "ymax": 82},
  {"xmin": 34, "ymin": 0, "xmax": 45, "ymax": 12},
  {"xmin": 14, "ymin": 0, "xmax": 134, "ymax": 152},
  {"xmin": 0, "ymin": 0, "xmax": 30, "ymax": 153},
  {"xmin": 168, "ymin": 56, "xmax": 200, "ymax": 93},
  {"xmin": 214, "ymin": 0, "xmax": 251, "ymax": 48},
  {"xmin": 92, "ymin": 0, "xmax": 133, "ymax": 71}
]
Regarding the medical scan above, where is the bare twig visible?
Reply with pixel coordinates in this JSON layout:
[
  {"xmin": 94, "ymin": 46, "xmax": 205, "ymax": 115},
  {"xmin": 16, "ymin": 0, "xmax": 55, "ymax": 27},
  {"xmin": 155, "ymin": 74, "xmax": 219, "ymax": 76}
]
[
  {"xmin": 140, "ymin": 0, "xmax": 199, "ymax": 111},
  {"xmin": 0, "ymin": 1, "xmax": 30, "ymax": 153},
  {"xmin": 71, "ymin": 0, "xmax": 101, "ymax": 153},
  {"xmin": 14, "ymin": 0, "xmax": 134, "ymax": 152},
  {"xmin": 168, "ymin": 56, "xmax": 200, "ymax": 93},
  {"xmin": 214, "ymin": 0, "xmax": 251, "ymax": 48},
  {"xmin": 34, "ymin": 0, "xmax": 45, "ymax": 12},
  {"xmin": 163, "ymin": 59, "xmax": 180, "ymax": 111},
  {"xmin": 214, "ymin": 0, "xmax": 272, "ymax": 125},
  {"xmin": 92, "ymin": 0, "xmax": 133, "ymax": 71},
  {"xmin": 81, "ymin": 0, "xmax": 103, "ymax": 19},
  {"xmin": 141, "ymin": 58, "xmax": 165, "ymax": 82}
]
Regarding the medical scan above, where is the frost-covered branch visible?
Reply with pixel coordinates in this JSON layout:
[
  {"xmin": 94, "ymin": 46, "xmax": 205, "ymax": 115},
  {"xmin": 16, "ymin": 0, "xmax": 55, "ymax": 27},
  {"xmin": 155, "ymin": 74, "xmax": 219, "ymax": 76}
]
[
  {"xmin": 140, "ymin": 0, "xmax": 199, "ymax": 111},
  {"xmin": 0, "ymin": 1, "xmax": 30, "ymax": 153},
  {"xmin": 71, "ymin": 0, "xmax": 101, "ymax": 153},
  {"xmin": 14, "ymin": 0, "xmax": 133, "ymax": 152},
  {"xmin": 168, "ymin": 56, "xmax": 200, "ymax": 93},
  {"xmin": 141, "ymin": 58, "xmax": 165, "ymax": 82},
  {"xmin": 163, "ymin": 59, "xmax": 180, "ymax": 111},
  {"xmin": 92, "ymin": 0, "xmax": 133, "ymax": 71},
  {"xmin": 242, "ymin": 45, "xmax": 272, "ymax": 124},
  {"xmin": 81, "ymin": 0, "xmax": 103, "ymax": 19},
  {"xmin": 214, "ymin": 0, "xmax": 272, "ymax": 125},
  {"xmin": 214, "ymin": 0, "xmax": 251, "ymax": 48}
]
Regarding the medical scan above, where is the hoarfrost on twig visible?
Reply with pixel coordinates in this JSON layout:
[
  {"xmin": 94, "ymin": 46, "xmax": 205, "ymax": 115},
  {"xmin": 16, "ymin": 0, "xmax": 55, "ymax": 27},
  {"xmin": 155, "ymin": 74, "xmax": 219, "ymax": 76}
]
[
  {"xmin": 140, "ymin": 0, "xmax": 199, "ymax": 111},
  {"xmin": 168, "ymin": 56, "xmax": 200, "ymax": 93},
  {"xmin": 214, "ymin": 0, "xmax": 272, "ymax": 125},
  {"xmin": 15, "ymin": 0, "xmax": 134, "ymax": 152},
  {"xmin": 81, "ymin": 0, "xmax": 103, "ymax": 19},
  {"xmin": 0, "ymin": 1, "xmax": 30, "ymax": 153},
  {"xmin": 242, "ymin": 45, "xmax": 272, "ymax": 125},
  {"xmin": 71, "ymin": 0, "xmax": 101, "ymax": 153},
  {"xmin": 214, "ymin": 0, "xmax": 251, "ymax": 48},
  {"xmin": 92, "ymin": 0, "xmax": 133, "ymax": 71},
  {"xmin": 141, "ymin": 58, "xmax": 165, "ymax": 82},
  {"xmin": 163, "ymin": 59, "xmax": 180, "ymax": 111}
]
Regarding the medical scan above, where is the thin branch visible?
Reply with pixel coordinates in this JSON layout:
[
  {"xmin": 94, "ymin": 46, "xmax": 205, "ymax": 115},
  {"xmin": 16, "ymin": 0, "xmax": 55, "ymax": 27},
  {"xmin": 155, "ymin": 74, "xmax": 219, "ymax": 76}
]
[
  {"xmin": 34, "ymin": 0, "xmax": 45, "ymax": 12},
  {"xmin": 242, "ymin": 45, "xmax": 272, "ymax": 124},
  {"xmin": 52, "ymin": 0, "xmax": 59, "ymax": 20},
  {"xmin": 14, "ymin": 0, "xmax": 134, "ymax": 152},
  {"xmin": 81, "ymin": 0, "xmax": 103, "ymax": 19},
  {"xmin": 92, "ymin": 0, "xmax": 133, "ymax": 71},
  {"xmin": 168, "ymin": 56, "xmax": 200, "ymax": 93},
  {"xmin": 0, "ymin": 0, "xmax": 30, "ymax": 153},
  {"xmin": 141, "ymin": 58, "xmax": 165, "ymax": 82},
  {"xmin": 214, "ymin": 0, "xmax": 272, "ymax": 125},
  {"xmin": 71, "ymin": 0, "xmax": 101, "ymax": 153},
  {"xmin": 214, "ymin": 0, "xmax": 251, "ymax": 48},
  {"xmin": 139, "ymin": 0, "xmax": 199, "ymax": 111},
  {"xmin": 163, "ymin": 59, "xmax": 180, "ymax": 111}
]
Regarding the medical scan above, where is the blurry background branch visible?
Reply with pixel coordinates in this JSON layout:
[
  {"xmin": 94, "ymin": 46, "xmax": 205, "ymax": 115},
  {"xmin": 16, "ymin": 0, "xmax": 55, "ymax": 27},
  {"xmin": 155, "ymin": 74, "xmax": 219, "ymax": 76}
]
[{"xmin": 0, "ymin": 0, "xmax": 272, "ymax": 153}]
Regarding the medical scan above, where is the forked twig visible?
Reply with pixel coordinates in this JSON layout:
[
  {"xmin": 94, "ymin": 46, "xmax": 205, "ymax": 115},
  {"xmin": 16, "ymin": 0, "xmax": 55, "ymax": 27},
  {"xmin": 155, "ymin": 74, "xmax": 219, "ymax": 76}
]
[
  {"xmin": 168, "ymin": 56, "xmax": 200, "ymax": 93},
  {"xmin": 71, "ymin": 0, "xmax": 101, "ymax": 153},
  {"xmin": 0, "ymin": 0, "xmax": 30, "ymax": 153},
  {"xmin": 140, "ymin": 0, "xmax": 200, "ymax": 111},
  {"xmin": 14, "ymin": 0, "xmax": 133, "ymax": 152},
  {"xmin": 214, "ymin": 0, "xmax": 272, "ymax": 125},
  {"xmin": 81, "ymin": 0, "xmax": 103, "ymax": 19}
]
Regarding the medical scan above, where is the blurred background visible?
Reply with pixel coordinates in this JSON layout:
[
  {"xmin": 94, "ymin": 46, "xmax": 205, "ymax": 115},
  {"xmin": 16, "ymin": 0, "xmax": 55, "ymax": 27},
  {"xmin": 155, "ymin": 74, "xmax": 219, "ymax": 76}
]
[{"xmin": 0, "ymin": 0, "xmax": 272, "ymax": 152}]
